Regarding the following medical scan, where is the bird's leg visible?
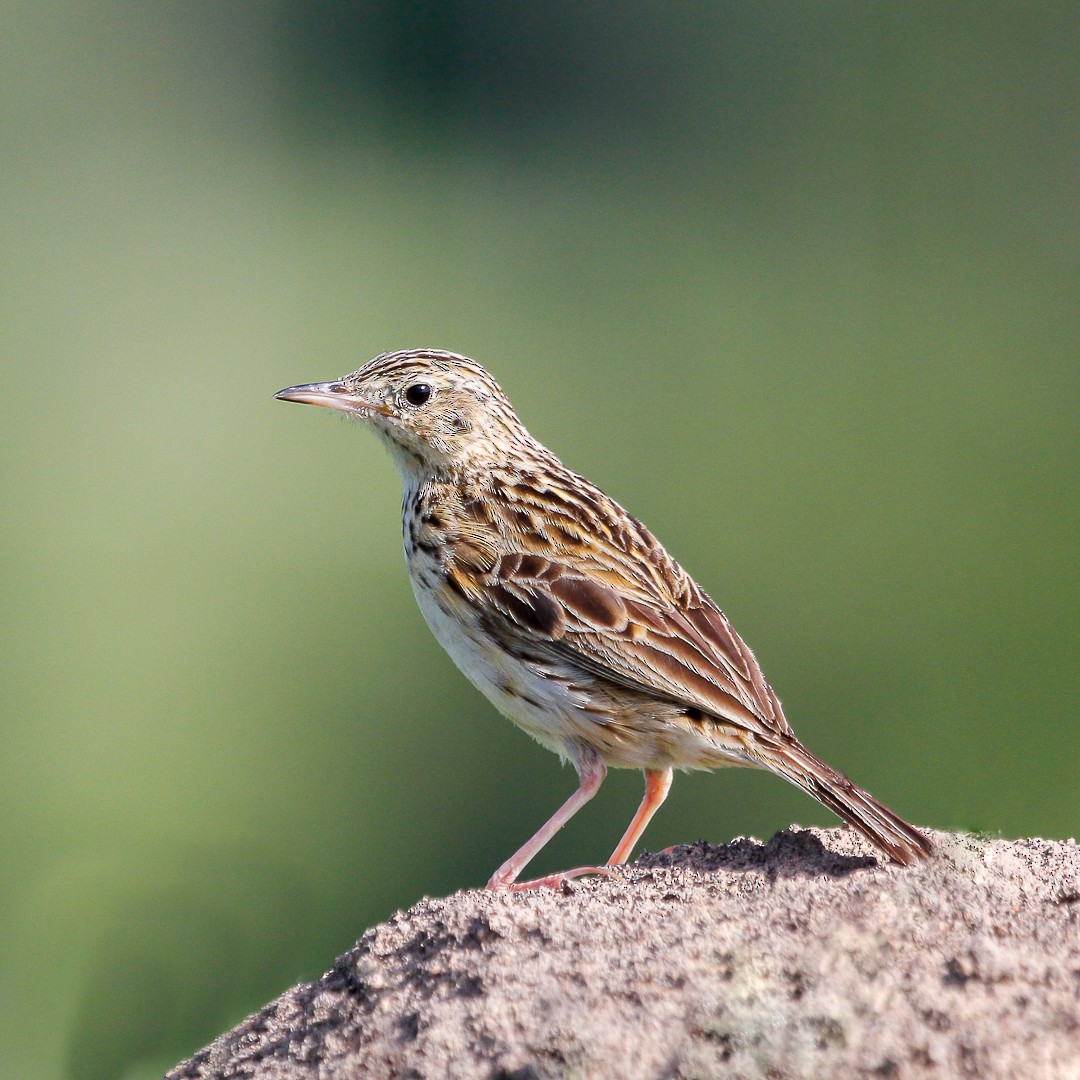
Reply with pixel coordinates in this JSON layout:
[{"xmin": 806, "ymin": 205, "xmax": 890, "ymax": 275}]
[
  {"xmin": 486, "ymin": 758, "xmax": 610, "ymax": 891},
  {"xmin": 606, "ymin": 767, "xmax": 674, "ymax": 866}
]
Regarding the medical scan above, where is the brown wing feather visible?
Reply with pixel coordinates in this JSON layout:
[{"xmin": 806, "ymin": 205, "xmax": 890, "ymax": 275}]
[
  {"xmin": 452, "ymin": 469, "xmax": 793, "ymax": 738},
  {"xmin": 481, "ymin": 556, "xmax": 785, "ymax": 737}
]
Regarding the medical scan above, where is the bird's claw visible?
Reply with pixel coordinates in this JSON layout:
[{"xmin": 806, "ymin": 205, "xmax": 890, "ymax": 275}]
[{"xmin": 487, "ymin": 865, "xmax": 616, "ymax": 892}]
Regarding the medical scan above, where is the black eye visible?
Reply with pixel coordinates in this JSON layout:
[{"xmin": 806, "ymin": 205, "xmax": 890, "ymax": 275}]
[{"xmin": 404, "ymin": 383, "xmax": 432, "ymax": 406}]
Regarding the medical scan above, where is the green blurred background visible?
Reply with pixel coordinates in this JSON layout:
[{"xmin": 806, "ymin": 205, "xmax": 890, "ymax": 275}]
[{"xmin": 3, "ymin": 3, "xmax": 1077, "ymax": 1077}]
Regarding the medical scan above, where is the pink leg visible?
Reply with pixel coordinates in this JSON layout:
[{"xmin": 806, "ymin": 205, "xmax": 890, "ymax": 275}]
[
  {"xmin": 486, "ymin": 759, "xmax": 608, "ymax": 891},
  {"xmin": 606, "ymin": 767, "xmax": 674, "ymax": 866}
]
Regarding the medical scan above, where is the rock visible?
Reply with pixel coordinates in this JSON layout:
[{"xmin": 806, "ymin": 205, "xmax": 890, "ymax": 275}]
[{"xmin": 168, "ymin": 828, "xmax": 1080, "ymax": 1079}]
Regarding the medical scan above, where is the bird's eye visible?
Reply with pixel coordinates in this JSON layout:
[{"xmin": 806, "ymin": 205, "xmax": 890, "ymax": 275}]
[{"xmin": 404, "ymin": 383, "xmax": 432, "ymax": 407}]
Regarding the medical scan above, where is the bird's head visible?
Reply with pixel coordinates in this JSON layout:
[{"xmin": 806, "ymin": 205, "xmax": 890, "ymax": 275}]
[{"xmin": 276, "ymin": 349, "xmax": 535, "ymax": 477}]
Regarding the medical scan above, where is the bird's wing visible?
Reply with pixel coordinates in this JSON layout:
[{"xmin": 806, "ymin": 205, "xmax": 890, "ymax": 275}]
[{"xmin": 447, "ymin": 542, "xmax": 791, "ymax": 739}]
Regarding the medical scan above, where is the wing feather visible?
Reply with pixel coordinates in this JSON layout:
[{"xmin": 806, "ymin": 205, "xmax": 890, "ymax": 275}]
[
  {"xmin": 463, "ymin": 555, "xmax": 789, "ymax": 738},
  {"xmin": 446, "ymin": 469, "xmax": 794, "ymax": 737}
]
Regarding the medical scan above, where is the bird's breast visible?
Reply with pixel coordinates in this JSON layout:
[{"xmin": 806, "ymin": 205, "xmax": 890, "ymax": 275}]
[{"xmin": 407, "ymin": 558, "xmax": 597, "ymax": 756}]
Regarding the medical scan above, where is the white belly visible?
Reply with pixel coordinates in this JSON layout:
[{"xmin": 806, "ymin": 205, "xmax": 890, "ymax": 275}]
[{"xmin": 408, "ymin": 569, "xmax": 589, "ymax": 760}]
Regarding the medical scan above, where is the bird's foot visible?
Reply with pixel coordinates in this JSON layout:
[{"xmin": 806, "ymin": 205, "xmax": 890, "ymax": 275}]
[{"xmin": 486, "ymin": 865, "xmax": 615, "ymax": 892}]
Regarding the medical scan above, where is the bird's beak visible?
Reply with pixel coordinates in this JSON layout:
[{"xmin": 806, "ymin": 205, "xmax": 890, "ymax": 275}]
[{"xmin": 274, "ymin": 381, "xmax": 392, "ymax": 417}]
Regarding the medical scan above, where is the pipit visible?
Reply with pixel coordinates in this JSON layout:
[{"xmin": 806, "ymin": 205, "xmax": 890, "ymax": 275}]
[{"xmin": 276, "ymin": 349, "xmax": 930, "ymax": 890}]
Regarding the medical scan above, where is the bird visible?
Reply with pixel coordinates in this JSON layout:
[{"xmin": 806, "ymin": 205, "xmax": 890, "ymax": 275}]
[{"xmin": 275, "ymin": 349, "xmax": 930, "ymax": 890}]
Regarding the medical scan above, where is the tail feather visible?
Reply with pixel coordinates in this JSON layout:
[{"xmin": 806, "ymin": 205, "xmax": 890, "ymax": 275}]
[{"xmin": 749, "ymin": 735, "xmax": 931, "ymax": 865}]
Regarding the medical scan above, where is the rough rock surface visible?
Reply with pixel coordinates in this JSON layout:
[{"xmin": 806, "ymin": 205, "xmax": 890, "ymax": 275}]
[{"xmin": 169, "ymin": 828, "xmax": 1080, "ymax": 1080}]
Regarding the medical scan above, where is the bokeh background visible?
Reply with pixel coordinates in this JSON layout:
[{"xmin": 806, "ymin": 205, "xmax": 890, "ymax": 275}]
[{"xmin": 3, "ymin": 4, "xmax": 1077, "ymax": 1077}]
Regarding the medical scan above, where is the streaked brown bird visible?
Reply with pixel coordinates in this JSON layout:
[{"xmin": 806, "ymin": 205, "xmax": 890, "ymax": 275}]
[{"xmin": 276, "ymin": 349, "xmax": 930, "ymax": 890}]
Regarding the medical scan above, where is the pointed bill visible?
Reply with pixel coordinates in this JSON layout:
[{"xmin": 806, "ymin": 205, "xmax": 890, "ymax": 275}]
[{"xmin": 274, "ymin": 381, "xmax": 391, "ymax": 416}]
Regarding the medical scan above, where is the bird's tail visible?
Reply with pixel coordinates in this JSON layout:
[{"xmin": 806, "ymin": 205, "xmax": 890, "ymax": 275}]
[{"xmin": 748, "ymin": 734, "xmax": 931, "ymax": 865}]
